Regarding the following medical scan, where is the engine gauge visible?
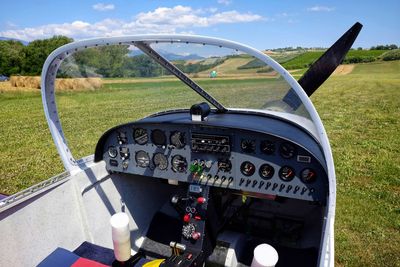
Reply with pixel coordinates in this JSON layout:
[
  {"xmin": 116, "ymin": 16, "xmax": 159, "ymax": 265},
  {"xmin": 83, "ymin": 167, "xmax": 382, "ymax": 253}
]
[
  {"xmin": 279, "ymin": 166, "xmax": 295, "ymax": 181},
  {"xmin": 133, "ymin": 128, "xmax": 148, "ymax": 145},
  {"xmin": 218, "ymin": 159, "xmax": 232, "ymax": 172},
  {"xmin": 240, "ymin": 161, "xmax": 255, "ymax": 176},
  {"xmin": 301, "ymin": 168, "xmax": 316, "ymax": 183},
  {"xmin": 108, "ymin": 146, "xmax": 118, "ymax": 158},
  {"xmin": 171, "ymin": 155, "xmax": 187, "ymax": 173},
  {"xmin": 259, "ymin": 164, "xmax": 274, "ymax": 179},
  {"xmin": 260, "ymin": 140, "xmax": 275, "ymax": 155},
  {"xmin": 153, "ymin": 153, "xmax": 168, "ymax": 170},
  {"xmin": 279, "ymin": 143, "xmax": 296, "ymax": 159},
  {"xmin": 135, "ymin": 150, "xmax": 150, "ymax": 168},
  {"xmin": 241, "ymin": 139, "xmax": 256, "ymax": 153},
  {"xmin": 151, "ymin": 129, "xmax": 166, "ymax": 146},
  {"xmin": 170, "ymin": 131, "xmax": 185, "ymax": 149}
]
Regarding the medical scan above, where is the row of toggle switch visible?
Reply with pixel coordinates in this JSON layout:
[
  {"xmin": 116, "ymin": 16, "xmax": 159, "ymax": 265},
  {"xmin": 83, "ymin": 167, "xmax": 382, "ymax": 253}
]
[
  {"xmin": 195, "ymin": 174, "xmax": 234, "ymax": 188},
  {"xmin": 239, "ymin": 178, "xmax": 315, "ymax": 196}
]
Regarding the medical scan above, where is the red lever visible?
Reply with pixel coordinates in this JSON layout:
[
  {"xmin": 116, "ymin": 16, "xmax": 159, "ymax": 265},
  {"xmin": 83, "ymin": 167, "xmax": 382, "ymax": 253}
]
[
  {"xmin": 197, "ymin": 197, "xmax": 206, "ymax": 204},
  {"xmin": 183, "ymin": 214, "xmax": 191, "ymax": 223}
]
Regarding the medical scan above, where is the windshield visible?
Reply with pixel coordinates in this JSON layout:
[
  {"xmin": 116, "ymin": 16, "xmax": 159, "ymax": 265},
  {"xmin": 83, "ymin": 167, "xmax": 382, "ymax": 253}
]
[{"xmin": 55, "ymin": 39, "xmax": 312, "ymax": 159}]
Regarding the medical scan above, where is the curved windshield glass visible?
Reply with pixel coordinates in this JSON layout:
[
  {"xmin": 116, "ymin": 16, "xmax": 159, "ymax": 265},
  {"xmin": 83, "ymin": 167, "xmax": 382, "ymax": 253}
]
[{"xmin": 56, "ymin": 40, "xmax": 311, "ymax": 159}]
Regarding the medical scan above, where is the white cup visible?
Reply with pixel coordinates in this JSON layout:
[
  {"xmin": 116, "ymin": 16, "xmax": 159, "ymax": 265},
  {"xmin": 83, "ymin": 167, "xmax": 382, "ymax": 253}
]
[
  {"xmin": 251, "ymin": 243, "xmax": 279, "ymax": 267},
  {"xmin": 110, "ymin": 212, "xmax": 131, "ymax": 262}
]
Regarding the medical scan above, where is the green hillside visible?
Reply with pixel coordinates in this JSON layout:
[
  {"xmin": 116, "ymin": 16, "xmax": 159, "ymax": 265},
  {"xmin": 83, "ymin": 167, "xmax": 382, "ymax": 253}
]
[{"xmin": 282, "ymin": 50, "xmax": 388, "ymax": 70}]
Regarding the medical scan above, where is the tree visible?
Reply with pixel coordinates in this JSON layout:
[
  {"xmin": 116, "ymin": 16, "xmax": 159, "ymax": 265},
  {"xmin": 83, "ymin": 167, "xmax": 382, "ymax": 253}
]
[
  {"xmin": 73, "ymin": 45, "xmax": 130, "ymax": 77},
  {"xmin": 0, "ymin": 40, "xmax": 25, "ymax": 76},
  {"xmin": 22, "ymin": 36, "xmax": 73, "ymax": 75}
]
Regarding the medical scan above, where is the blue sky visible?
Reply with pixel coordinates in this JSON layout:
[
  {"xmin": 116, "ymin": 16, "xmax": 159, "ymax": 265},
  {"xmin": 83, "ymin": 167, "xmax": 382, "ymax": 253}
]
[{"xmin": 0, "ymin": 0, "xmax": 399, "ymax": 49}]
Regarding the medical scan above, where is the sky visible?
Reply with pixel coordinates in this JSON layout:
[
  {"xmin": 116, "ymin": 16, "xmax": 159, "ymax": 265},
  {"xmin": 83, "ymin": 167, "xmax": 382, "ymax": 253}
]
[{"xmin": 0, "ymin": 0, "xmax": 399, "ymax": 50}]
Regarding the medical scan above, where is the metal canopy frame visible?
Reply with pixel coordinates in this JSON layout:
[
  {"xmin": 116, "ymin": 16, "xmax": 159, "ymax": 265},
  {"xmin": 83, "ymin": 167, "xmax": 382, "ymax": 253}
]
[{"xmin": 40, "ymin": 35, "xmax": 336, "ymax": 267}]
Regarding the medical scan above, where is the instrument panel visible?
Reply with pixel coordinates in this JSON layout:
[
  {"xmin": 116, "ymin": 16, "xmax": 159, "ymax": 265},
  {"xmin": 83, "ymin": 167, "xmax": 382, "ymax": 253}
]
[{"xmin": 96, "ymin": 112, "xmax": 328, "ymax": 203}]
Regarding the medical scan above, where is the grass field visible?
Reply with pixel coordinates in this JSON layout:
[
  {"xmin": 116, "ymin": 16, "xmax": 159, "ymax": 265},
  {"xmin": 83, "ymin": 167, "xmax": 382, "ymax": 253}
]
[{"xmin": 0, "ymin": 60, "xmax": 399, "ymax": 266}]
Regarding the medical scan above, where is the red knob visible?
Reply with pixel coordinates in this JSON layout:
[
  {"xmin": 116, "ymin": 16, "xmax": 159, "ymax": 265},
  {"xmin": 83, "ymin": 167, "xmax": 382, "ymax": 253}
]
[
  {"xmin": 183, "ymin": 214, "xmax": 191, "ymax": 223},
  {"xmin": 197, "ymin": 197, "xmax": 206, "ymax": 204},
  {"xmin": 192, "ymin": 232, "xmax": 201, "ymax": 240}
]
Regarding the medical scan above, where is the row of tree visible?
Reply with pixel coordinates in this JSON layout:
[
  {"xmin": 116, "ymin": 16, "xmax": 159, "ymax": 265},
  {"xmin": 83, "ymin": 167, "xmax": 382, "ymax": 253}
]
[
  {"xmin": 0, "ymin": 36, "xmax": 72, "ymax": 76},
  {"xmin": 1, "ymin": 35, "xmax": 399, "ymax": 78}
]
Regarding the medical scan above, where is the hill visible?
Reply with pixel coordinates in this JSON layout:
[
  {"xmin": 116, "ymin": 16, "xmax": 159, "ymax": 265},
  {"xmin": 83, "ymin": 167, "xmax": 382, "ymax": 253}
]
[{"xmin": 281, "ymin": 50, "xmax": 387, "ymax": 70}]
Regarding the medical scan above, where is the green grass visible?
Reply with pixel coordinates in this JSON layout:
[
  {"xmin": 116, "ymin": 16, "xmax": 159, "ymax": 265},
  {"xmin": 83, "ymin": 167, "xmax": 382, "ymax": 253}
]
[
  {"xmin": 0, "ymin": 60, "xmax": 399, "ymax": 266},
  {"xmin": 311, "ymin": 60, "xmax": 400, "ymax": 266}
]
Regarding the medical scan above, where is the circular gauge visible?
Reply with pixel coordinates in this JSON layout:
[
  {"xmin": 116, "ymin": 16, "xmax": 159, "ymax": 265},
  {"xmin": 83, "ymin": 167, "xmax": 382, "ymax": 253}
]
[
  {"xmin": 153, "ymin": 153, "xmax": 168, "ymax": 170},
  {"xmin": 218, "ymin": 159, "xmax": 232, "ymax": 172},
  {"xmin": 151, "ymin": 129, "xmax": 166, "ymax": 146},
  {"xmin": 171, "ymin": 155, "xmax": 187, "ymax": 173},
  {"xmin": 108, "ymin": 146, "xmax": 118, "ymax": 158},
  {"xmin": 122, "ymin": 160, "xmax": 129, "ymax": 169},
  {"xmin": 240, "ymin": 161, "xmax": 255, "ymax": 176},
  {"xmin": 259, "ymin": 164, "xmax": 275, "ymax": 179},
  {"xmin": 133, "ymin": 128, "xmax": 148, "ymax": 145},
  {"xmin": 260, "ymin": 140, "xmax": 275, "ymax": 155},
  {"xmin": 241, "ymin": 139, "xmax": 256, "ymax": 153},
  {"xmin": 135, "ymin": 150, "xmax": 150, "ymax": 168},
  {"xmin": 279, "ymin": 166, "xmax": 295, "ymax": 181},
  {"xmin": 279, "ymin": 142, "xmax": 296, "ymax": 159},
  {"xmin": 170, "ymin": 131, "xmax": 186, "ymax": 149},
  {"xmin": 301, "ymin": 168, "xmax": 317, "ymax": 183}
]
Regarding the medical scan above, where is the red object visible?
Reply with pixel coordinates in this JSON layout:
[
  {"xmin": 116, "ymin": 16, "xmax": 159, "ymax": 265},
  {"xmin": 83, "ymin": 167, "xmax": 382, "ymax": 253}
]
[
  {"xmin": 192, "ymin": 232, "xmax": 201, "ymax": 240},
  {"xmin": 71, "ymin": 257, "xmax": 108, "ymax": 267},
  {"xmin": 197, "ymin": 197, "xmax": 206, "ymax": 204},
  {"xmin": 183, "ymin": 214, "xmax": 191, "ymax": 223},
  {"xmin": 187, "ymin": 253, "xmax": 193, "ymax": 260},
  {"xmin": 194, "ymin": 215, "xmax": 202, "ymax": 220}
]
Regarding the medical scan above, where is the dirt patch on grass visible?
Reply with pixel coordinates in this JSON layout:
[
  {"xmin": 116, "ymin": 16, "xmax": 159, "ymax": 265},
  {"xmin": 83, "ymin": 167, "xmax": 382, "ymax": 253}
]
[{"xmin": 333, "ymin": 64, "xmax": 355, "ymax": 75}]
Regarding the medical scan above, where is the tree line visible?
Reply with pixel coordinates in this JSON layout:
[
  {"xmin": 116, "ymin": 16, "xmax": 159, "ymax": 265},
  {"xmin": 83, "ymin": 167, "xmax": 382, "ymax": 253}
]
[
  {"xmin": 1, "ymin": 35, "xmax": 398, "ymax": 77},
  {"xmin": 0, "ymin": 36, "xmax": 72, "ymax": 76}
]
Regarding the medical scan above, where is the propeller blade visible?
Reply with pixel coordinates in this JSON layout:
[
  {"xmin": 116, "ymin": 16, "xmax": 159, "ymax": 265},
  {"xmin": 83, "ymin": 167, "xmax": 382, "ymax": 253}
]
[{"xmin": 283, "ymin": 22, "xmax": 363, "ymax": 110}]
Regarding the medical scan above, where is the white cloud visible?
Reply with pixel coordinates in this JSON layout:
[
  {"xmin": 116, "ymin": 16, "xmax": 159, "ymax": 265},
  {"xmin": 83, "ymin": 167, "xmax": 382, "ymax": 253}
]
[
  {"xmin": 0, "ymin": 5, "xmax": 263, "ymax": 41},
  {"xmin": 93, "ymin": 3, "xmax": 115, "ymax": 11},
  {"xmin": 307, "ymin": 6, "xmax": 335, "ymax": 12},
  {"xmin": 217, "ymin": 0, "xmax": 232, "ymax": 6}
]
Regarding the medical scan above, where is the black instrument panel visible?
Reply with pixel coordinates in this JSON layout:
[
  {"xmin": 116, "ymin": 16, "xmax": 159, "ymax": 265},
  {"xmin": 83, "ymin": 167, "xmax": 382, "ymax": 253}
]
[{"xmin": 97, "ymin": 112, "xmax": 328, "ymax": 203}]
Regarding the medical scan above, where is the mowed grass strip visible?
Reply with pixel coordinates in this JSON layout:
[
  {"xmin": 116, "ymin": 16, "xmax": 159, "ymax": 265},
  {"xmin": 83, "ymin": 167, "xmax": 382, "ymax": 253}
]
[
  {"xmin": 0, "ymin": 60, "xmax": 399, "ymax": 266},
  {"xmin": 311, "ymin": 60, "xmax": 400, "ymax": 266}
]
